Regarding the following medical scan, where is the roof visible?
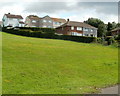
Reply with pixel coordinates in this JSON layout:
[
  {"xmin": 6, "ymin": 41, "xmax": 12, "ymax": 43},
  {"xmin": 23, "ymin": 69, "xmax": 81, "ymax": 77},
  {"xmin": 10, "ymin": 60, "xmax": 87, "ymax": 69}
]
[
  {"xmin": 0, "ymin": 21, "xmax": 2, "ymax": 25},
  {"xmin": 51, "ymin": 17, "xmax": 66, "ymax": 23},
  {"xmin": 111, "ymin": 27, "xmax": 120, "ymax": 32},
  {"xmin": 57, "ymin": 21, "xmax": 97, "ymax": 29},
  {"xmin": 5, "ymin": 13, "xmax": 23, "ymax": 19},
  {"xmin": 19, "ymin": 21, "xmax": 25, "ymax": 24},
  {"xmin": 27, "ymin": 15, "xmax": 40, "ymax": 20}
]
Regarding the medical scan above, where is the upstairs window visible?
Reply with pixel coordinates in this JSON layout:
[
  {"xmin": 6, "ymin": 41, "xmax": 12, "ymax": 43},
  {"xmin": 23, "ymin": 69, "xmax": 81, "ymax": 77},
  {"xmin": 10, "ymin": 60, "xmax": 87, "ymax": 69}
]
[
  {"xmin": 77, "ymin": 27, "xmax": 82, "ymax": 31},
  {"xmin": 83, "ymin": 28, "xmax": 89, "ymax": 31},
  {"xmin": 43, "ymin": 20, "xmax": 47, "ymax": 22},
  {"xmin": 90, "ymin": 29, "xmax": 93, "ymax": 32},
  {"xmin": 48, "ymin": 20, "xmax": 52, "ymax": 23},
  {"xmin": 71, "ymin": 26, "xmax": 74, "ymax": 30},
  {"xmin": 32, "ymin": 20, "xmax": 37, "ymax": 23}
]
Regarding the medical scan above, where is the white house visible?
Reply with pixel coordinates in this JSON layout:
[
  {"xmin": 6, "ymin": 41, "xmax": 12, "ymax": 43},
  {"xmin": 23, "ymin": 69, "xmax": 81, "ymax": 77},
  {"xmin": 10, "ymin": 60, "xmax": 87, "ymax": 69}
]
[{"xmin": 2, "ymin": 13, "xmax": 25, "ymax": 27}]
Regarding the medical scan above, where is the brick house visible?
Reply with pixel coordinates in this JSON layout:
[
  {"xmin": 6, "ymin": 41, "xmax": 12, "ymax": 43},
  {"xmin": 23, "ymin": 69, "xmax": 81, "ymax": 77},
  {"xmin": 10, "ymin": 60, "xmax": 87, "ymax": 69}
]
[
  {"xmin": 25, "ymin": 15, "xmax": 40, "ymax": 27},
  {"xmin": 39, "ymin": 15, "xmax": 53, "ymax": 28},
  {"xmin": 25, "ymin": 15, "xmax": 66, "ymax": 28},
  {"xmin": 56, "ymin": 19, "xmax": 97, "ymax": 37},
  {"xmin": 111, "ymin": 27, "xmax": 120, "ymax": 36},
  {"xmin": 2, "ymin": 13, "xmax": 25, "ymax": 27}
]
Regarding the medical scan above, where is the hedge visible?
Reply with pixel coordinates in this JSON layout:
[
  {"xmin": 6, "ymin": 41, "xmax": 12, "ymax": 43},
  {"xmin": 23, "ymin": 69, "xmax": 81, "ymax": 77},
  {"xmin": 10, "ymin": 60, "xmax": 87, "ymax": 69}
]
[{"xmin": 2, "ymin": 27, "xmax": 96, "ymax": 43}]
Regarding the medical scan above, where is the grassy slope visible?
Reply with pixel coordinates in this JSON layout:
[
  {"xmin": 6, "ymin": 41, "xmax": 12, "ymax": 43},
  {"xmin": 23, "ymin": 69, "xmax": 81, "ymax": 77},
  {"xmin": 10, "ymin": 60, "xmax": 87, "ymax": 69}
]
[{"xmin": 2, "ymin": 32, "xmax": 118, "ymax": 94}]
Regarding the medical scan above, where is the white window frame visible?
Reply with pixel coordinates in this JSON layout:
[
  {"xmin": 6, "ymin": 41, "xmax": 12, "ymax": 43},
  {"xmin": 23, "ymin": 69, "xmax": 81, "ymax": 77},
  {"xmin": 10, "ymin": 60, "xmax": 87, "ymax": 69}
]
[
  {"xmin": 48, "ymin": 26, "xmax": 52, "ymax": 28},
  {"xmin": 71, "ymin": 26, "xmax": 74, "ymax": 30},
  {"xmin": 43, "ymin": 25, "xmax": 47, "ymax": 28},
  {"xmin": 83, "ymin": 28, "xmax": 89, "ymax": 31},
  {"xmin": 32, "ymin": 26, "xmax": 36, "ymax": 27},
  {"xmin": 32, "ymin": 20, "xmax": 37, "ymax": 23},
  {"xmin": 43, "ymin": 20, "xmax": 47, "ymax": 22},
  {"xmin": 48, "ymin": 20, "xmax": 52, "ymax": 23},
  {"xmin": 90, "ymin": 29, "xmax": 93, "ymax": 32},
  {"xmin": 77, "ymin": 27, "xmax": 82, "ymax": 31}
]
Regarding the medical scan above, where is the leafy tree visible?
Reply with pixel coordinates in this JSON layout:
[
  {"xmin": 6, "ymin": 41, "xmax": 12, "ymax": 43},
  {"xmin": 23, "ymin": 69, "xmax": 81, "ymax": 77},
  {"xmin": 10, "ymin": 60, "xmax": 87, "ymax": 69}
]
[
  {"xmin": 84, "ymin": 18, "xmax": 106, "ymax": 37},
  {"xmin": 98, "ymin": 23, "xmax": 107, "ymax": 37},
  {"xmin": 84, "ymin": 18, "xmax": 104, "ymax": 28}
]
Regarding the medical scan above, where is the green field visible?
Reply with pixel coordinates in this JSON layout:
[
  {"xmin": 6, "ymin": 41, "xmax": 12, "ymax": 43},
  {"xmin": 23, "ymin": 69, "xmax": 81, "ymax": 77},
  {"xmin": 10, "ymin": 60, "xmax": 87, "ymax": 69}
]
[{"xmin": 2, "ymin": 32, "xmax": 118, "ymax": 94}]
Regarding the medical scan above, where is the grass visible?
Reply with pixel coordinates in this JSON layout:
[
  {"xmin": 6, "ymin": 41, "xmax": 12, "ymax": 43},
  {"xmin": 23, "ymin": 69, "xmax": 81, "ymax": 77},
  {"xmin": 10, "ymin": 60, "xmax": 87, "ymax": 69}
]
[{"xmin": 2, "ymin": 32, "xmax": 118, "ymax": 94}]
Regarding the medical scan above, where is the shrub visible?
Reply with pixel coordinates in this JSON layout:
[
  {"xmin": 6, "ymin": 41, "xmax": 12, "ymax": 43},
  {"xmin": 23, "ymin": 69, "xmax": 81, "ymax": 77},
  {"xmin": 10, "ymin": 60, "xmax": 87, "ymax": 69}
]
[{"xmin": 2, "ymin": 27, "xmax": 96, "ymax": 43}]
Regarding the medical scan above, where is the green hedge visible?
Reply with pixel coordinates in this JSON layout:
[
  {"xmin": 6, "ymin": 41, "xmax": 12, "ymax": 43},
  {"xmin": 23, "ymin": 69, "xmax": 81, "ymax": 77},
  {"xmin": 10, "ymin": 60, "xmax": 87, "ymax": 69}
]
[{"xmin": 2, "ymin": 27, "xmax": 96, "ymax": 43}]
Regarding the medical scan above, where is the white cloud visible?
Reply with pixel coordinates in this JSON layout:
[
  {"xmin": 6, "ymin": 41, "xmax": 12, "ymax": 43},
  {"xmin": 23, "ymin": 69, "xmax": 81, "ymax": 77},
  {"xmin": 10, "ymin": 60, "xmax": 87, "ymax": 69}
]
[{"xmin": 0, "ymin": 1, "xmax": 118, "ymax": 24}]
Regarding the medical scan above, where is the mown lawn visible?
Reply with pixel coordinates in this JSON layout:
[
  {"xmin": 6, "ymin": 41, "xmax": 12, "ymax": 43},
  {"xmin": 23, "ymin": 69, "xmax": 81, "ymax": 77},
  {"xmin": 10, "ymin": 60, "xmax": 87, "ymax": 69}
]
[{"xmin": 2, "ymin": 32, "xmax": 118, "ymax": 94}]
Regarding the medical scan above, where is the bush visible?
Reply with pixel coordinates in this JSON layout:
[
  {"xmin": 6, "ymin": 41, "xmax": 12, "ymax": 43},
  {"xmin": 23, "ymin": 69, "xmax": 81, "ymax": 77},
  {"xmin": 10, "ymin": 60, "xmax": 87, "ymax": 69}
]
[{"xmin": 2, "ymin": 27, "xmax": 96, "ymax": 43}]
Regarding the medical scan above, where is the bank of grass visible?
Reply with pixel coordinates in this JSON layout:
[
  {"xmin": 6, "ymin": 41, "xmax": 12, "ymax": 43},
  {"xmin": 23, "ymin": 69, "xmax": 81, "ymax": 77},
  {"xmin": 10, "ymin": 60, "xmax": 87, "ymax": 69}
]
[{"xmin": 2, "ymin": 32, "xmax": 118, "ymax": 94}]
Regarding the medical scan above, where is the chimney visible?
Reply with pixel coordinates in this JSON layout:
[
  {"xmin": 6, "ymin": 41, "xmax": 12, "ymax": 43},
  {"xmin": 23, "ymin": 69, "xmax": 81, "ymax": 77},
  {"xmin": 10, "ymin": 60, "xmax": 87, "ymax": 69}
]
[{"xmin": 67, "ymin": 18, "xmax": 69, "ymax": 22}]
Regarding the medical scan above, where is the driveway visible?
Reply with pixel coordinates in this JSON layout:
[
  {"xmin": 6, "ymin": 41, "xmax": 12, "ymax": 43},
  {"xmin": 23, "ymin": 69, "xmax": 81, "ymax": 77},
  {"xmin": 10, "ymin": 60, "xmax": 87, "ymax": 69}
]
[{"xmin": 99, "ymin": 85, "xmax": 119, "ymax": 94}]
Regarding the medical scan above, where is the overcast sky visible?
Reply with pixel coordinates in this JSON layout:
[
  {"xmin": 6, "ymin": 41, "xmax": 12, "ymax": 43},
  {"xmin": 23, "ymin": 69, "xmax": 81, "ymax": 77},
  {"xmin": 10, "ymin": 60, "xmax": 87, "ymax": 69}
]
[{"xmin": 0, "ymin": 0, "xmax": 119, "ymax": 24}]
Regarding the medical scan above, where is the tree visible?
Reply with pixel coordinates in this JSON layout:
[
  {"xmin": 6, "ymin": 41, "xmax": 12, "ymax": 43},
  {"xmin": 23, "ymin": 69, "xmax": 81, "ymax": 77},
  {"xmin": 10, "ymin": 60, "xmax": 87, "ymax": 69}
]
[
  {"xmin": 84, "ymin": 18, "xmax": 106, "ymax": 37},
  {"xmin": 106, "ymin": 22, "xmax": 113, "ymax": 36},
  {"xmin": 84, "ymin": 18, "xmax": 104, "ymax": 28},
  {"xmin": 98, "ymin": 23, "xmax": 107, "ymax": 37}
]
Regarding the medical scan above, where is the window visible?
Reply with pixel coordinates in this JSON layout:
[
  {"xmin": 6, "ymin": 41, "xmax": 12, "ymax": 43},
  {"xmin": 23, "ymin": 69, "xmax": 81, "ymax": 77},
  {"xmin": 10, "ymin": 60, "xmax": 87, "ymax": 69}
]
[
  {"xmin": 48, "ymin": 20, "xmax": 52, "ymax": 23},
  {"xmin": 13, "ymin": 18, "xmax": 17, "ymax": 20},
  {"xmin": 48, "ymin": 26, "xmax": 52, "ymax": 28},
  {"xmin": 84, "ymin": 34, "xmax": 89, "ymax": 36},
  {"xmin": 71, "ymin": 32, "xmax": 82, "ymax": 36},
  {"xmin": 90, "ymin": 29, "xmax": 93, "ymax": 32},
  {"xmin": 43, "ymin": 25, "xmax": 47, "ymax": 28},
  {"xmin": 77, "ymin": 27, "xmax": 82, "ymax": 31},
  {"xmin": 71, "ymin": 26, "xmax": 74, "ymax": 30},
  {"xmin": 83, "ymin": 28, "xmax": 89, "ymax": 31},
  {"xmin": 91, "ymin": 34, "xmax": 93, "ymax": 37},
  {"xmin": 43, "ymin": 20, "xmax": 47, "ymax": 22},
  {"xmin": 32, "ymin": 26, "xmax": 36, "ymax": 27},
  {"xmin": 32, "ymin": 20, "xmax": 37, "ymax": 23}
]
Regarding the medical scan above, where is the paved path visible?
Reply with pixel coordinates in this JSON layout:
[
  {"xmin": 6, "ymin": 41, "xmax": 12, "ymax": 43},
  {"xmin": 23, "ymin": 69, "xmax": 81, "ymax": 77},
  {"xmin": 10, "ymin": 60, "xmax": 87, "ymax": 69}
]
[{"xmin": 99, "ymin": 85, "xmax": 119, "ymax": 94}]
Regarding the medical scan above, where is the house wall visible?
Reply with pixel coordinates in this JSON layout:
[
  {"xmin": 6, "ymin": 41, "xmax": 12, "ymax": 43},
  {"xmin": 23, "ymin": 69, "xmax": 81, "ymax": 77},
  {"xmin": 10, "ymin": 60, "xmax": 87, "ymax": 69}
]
[
  {"xmin": 39, "ymin": 16, "xmax": 53, "ymax": 28},
  {"xmin": 112, "ymin": 30, "xmax": 120, "ymax": 36},
  {"xmin": 2, "ymin": 15, "xmax": 8, "ymax": 27},
  {"xmin": 56, "ymin": 26, "xmax": 83, "ymax": 35},
  {"xmin": 25, "ymin": 17, "xmax": 39, "ymax": 27},
  {"xmin": 56, "ymin": 26, "xmax": 97, "ymax": 37},
  {"xmin": 3, "ymin": 15, "xmax": 24, "ymax": 27},
  {"xmin": 53, "ymin": 22, "xmax": 64, "ymax": 28},
  {"xmin": 83, "ymin": 29, "xmax": 97, "ymax": 37},
  {"xmin": 7, "ymin": 18, "xmax": 19, "ymax": 27}
]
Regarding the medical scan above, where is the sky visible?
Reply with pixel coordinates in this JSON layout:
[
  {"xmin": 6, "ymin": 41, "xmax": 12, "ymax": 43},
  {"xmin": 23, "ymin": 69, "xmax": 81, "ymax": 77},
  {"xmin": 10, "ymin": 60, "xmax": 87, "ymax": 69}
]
[{"xmin": 0, "ymin": 0, "xmax": 119, "ymax": 24}]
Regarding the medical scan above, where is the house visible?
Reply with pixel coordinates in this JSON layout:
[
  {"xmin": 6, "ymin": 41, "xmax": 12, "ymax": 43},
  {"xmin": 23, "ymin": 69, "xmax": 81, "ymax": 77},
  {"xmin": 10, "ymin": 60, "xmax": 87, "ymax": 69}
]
[
  {"xmin": 25, "ymin": 15, "xmax": 66, "ymax": 28},
  {"xmin": 2, "ymin": 13, "xmax": 25, "ymax": 27},
  {"xmin": 111, "ymin": 27, "xmax": 120, "ymax": 36},
  {"xmin": 56, "ymin": 19, "xmax": 97, "ymax": 37},
  {"xmin": 39, "ymin": 15, "xmax": 53, "ymax": 28},
  {"xmin": 51, "ymin": 17, "xmax": 66, "ymax": 28},
  {"xmin": 0, "ymin": 21, "xmax": 2, "ymax": 31},
  {"xmin": 25, "ymin": 15, "xmax": 40, "ymax": 27}
]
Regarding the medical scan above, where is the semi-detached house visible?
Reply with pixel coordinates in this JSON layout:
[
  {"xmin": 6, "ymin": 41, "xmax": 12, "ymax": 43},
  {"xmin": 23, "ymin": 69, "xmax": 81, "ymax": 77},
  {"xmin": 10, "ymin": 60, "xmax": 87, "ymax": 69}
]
[
  {"xmin": 56, "ymin": 19, "xmax": 97, "ymax": 37},
  {"xmin": 25, "ymin": 15, "xmax": 66, "ymax": 28}
]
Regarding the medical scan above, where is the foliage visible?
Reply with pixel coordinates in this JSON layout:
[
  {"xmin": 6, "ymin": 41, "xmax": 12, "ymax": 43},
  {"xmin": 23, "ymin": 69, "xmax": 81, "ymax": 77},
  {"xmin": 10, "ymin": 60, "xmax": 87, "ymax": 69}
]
[
  {"xmin": 84, "ymin": 18, "xmax": 107, "ymax": 37},
  {"xmin": 2, "ymin": 27, "xmax": 96, "ymax": 43},
  {"xmin": 97, "ymin": 24, "xmax": 107, "ymax": 37},
  {"xmin": 84, "ymin": 18, "xmax": 104, "ymax": 28}
]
